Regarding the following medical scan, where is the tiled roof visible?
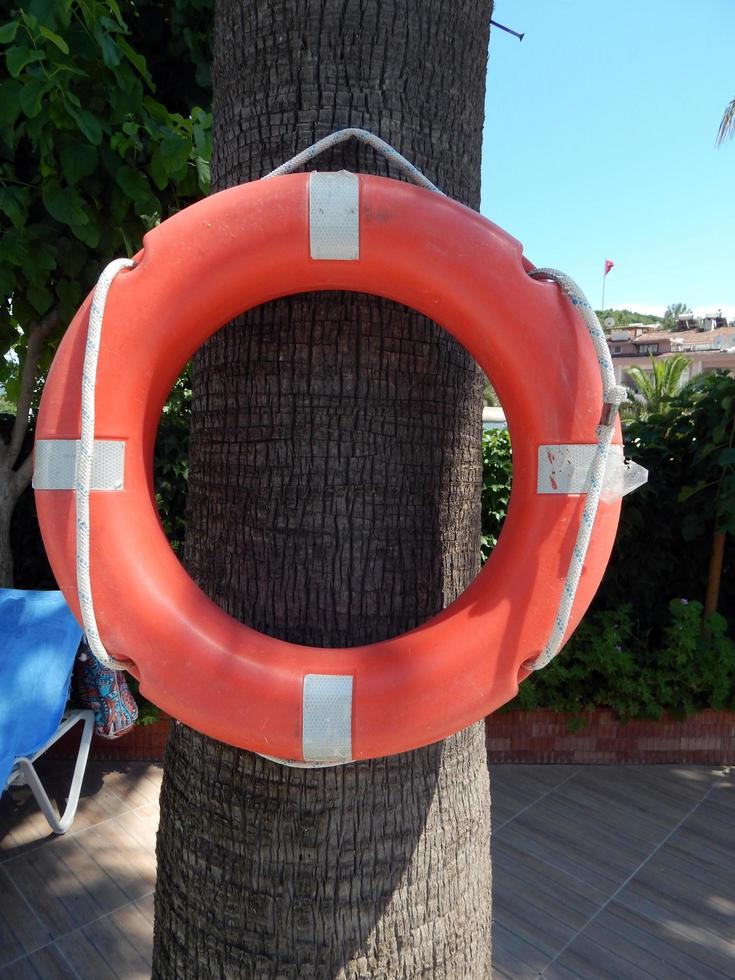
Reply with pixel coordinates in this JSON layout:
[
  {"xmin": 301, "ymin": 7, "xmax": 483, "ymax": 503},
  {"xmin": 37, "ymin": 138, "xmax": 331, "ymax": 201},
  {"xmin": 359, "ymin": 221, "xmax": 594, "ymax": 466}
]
[{"xmin": 632, "ymin": 328, "xmax": 735, "ymax": 347}]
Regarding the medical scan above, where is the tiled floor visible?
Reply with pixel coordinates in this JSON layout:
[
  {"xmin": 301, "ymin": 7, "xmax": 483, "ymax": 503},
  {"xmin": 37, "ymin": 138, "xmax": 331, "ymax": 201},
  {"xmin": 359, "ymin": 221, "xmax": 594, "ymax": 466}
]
[
  {"xmin": 0, "ymin": 762, "xmax": 160, "ymax": 980},
  {"xmin": 0, "ymin": 760, "xmax": 733, "ymax": 978},
  {"xmin": 491, "ymin": 765, "xmax": 735, "ymax": 978}
]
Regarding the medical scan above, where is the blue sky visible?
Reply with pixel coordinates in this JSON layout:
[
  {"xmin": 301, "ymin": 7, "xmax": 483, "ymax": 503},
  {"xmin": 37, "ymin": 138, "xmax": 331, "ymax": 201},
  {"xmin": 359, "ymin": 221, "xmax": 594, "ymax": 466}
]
[{"xmin": 481, "ymin": 1, "xmax": 734, "ymax": 318}]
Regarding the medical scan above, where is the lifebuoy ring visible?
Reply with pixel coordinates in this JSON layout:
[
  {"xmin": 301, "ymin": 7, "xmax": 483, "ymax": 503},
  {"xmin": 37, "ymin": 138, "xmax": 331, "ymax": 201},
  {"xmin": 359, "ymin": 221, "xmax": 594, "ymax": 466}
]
[{"xmin": 34, "ymin": 171, "xmax": 622, "ymax": 763}]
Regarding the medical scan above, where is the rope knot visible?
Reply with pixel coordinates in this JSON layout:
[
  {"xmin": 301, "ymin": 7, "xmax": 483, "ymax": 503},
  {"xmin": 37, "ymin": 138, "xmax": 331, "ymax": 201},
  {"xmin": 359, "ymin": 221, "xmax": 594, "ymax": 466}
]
[
  {"xmin": 599, "ymin": 385, "xmax": 627, "ymax": 426},
  {"xmin": 608, "ymin": 384, "xmax": 627, "ymax": 405}
]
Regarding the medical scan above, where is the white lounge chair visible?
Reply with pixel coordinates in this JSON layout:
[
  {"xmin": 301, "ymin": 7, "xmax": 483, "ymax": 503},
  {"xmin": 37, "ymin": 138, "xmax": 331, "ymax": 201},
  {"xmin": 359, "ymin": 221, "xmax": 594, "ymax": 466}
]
[{"xmin": 1, "ymin": 589, "xmax": 94, "ymax": 835}]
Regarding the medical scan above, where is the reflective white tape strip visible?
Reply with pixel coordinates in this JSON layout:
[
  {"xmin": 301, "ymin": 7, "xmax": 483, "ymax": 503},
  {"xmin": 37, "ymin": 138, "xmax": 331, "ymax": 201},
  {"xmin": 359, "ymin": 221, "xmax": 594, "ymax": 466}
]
[
  {"xmin": 538, "ymin": 444, "xmax": 647, "ymax": 499},
  {"xmin": 302, "ymin": 674, "xmax": 353, "ymax": 763},
  {"xmin": 309, "ymin": 171, "xmax": 360, "ymax": 260},
  {"xmin": 33, "ymin": 439, "xmax": 125, "ymax": 491}
]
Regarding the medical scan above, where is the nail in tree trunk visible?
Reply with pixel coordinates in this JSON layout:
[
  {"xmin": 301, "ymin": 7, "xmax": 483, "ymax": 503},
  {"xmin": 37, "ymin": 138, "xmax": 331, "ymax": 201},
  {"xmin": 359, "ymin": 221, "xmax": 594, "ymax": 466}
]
[{"xmin": 153, "ymin": 2, "xmax": 494, "ymax": 977}]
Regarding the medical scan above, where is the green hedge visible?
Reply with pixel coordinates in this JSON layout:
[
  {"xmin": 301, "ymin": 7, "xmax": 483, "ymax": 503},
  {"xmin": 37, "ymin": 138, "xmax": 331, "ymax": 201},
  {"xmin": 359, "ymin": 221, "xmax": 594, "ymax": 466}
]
[
  {"xmin": 499, "ymin": 370, "xmax": 735, "ymax": 720},
  {"xmin": 512, "ymin": 600, "xmax": 734, "ymax": 724}
]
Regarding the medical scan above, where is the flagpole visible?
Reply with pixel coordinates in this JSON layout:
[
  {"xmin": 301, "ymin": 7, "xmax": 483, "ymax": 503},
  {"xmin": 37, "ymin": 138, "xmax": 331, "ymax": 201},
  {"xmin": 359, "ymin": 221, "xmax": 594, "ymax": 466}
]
[
  {"xmin": 601, "ymin": 268, "xmax": 606, "ymax": 312},
  {"xmin": 602, "ymin": 259, "xmax": 614, "ymax": 311}
]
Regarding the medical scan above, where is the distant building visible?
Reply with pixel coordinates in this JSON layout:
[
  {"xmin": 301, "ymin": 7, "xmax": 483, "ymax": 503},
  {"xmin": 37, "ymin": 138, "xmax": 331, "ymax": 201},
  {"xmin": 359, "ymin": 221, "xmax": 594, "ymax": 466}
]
[
  {"xmin": 679, "ymin": 313, "xmax": 728, "ymax": 332},
  {"xmin": 482, "ymin": 406, "xmax": 507, "ymax": 431},
  {"xmin": 605, "ymin": 319, "xmax": 735, "ymax": 386}
]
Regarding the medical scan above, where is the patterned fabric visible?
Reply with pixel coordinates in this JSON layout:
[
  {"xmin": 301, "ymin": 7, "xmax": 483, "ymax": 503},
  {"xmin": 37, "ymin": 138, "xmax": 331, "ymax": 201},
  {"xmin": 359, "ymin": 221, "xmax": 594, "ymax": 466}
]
[{"xmin": 74, "ymin": 646, "xmax": 138, "ymax": 738}]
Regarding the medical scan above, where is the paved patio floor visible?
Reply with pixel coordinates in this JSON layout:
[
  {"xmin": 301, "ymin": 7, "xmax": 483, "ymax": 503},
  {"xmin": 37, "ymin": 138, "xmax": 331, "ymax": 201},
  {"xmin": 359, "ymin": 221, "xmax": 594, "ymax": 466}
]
[{"xmin": 1, "ymin": 761, "xmax": 733, "ymax": 978}]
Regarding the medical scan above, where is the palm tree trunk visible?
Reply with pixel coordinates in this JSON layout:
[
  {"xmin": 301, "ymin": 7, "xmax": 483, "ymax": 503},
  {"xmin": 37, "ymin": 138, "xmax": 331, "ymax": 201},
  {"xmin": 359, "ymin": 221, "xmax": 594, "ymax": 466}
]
[{"xmin": 153, "ymin": 2, "xmax": 494, "ymax": 977}]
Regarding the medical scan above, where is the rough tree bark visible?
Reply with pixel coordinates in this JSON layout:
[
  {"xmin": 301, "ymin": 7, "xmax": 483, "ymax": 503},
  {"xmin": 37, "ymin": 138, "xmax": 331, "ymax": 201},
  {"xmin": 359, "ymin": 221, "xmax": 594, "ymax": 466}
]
[{"xmin": 153, "ymin": 2, "xmax": 494, "ymax": 977}]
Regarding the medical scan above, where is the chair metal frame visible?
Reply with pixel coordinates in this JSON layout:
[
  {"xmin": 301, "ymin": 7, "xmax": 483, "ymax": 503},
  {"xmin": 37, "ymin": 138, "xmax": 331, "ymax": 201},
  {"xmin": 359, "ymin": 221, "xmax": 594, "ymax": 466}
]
[{"xmin": 6, "ymin": 708, "xmax": 95, "ymax": 834}]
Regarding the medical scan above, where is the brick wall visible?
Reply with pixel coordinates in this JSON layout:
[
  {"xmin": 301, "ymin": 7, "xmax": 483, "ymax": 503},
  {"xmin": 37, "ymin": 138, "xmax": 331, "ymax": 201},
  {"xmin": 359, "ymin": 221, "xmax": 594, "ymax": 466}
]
[
  {"xmin": 48, "ymin": 709, "xmax": 735, "ymax": 764},
  {"xmin": 486, "ymin": 709, "xmax": 735, "ymax": 764},
  {"xmin": 47, "ymin": 717, "xmax": 171, "ymax": 762}
]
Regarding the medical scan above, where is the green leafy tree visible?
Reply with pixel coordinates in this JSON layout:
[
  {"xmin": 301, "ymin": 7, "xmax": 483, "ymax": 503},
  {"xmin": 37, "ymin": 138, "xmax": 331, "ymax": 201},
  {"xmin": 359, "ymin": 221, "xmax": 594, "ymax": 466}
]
[
  {"xmin": 512, "ymin": 599, "xmax": 735, "ymax": 722},
  {"xmin": 607, "ymin": 373, "xmax": 735, "ymax": 626},
  {"xmin": 676, "ymin": 372, "xmax": 735, "ymax": 617},
  {"xmin": 154, "ymin": 367, "xmax": 191, "ymax": 556},
  {"xmin": 514, "ymin": 372, "xmax": 735, "ymax": 721},
  {"xmin": 596, "ymin": 308, "xmax": 660, "ymax": 327},
  {"xmin": 0, "ymin": 0, "xmax": 212, "ymax": 584},
  {"xmin": 481, "ymin": 427, "xmax": 511, "ymax": 561},
  {"xmin": 662, "ymin": 301, "xmax": 692, "ymax": 330},
  {"xmin": 622, "ymin": 354, "xmax": 691, "ymax": 419}
]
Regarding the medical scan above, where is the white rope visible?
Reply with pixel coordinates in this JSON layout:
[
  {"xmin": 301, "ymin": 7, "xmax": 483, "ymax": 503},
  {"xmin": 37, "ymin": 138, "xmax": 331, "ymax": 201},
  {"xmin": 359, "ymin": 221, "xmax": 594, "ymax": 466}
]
[
  {"xmin": 76, "ymin": 258, "xmax": 135, "ymax": 670},
  {"xmin": 523, "ymin": 268, "xmax": 627, "ymax": 671},
  {"xmin": 263, "ymin": 127, "xmax": 443, "ymax": 194}
]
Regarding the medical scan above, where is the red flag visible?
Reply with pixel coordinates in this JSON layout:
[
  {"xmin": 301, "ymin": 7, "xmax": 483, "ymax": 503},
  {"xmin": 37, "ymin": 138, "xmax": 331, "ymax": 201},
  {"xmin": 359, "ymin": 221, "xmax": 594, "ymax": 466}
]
[{"xmin": 604, "ymin": 259, "xmax": 614, "ymax": 276}]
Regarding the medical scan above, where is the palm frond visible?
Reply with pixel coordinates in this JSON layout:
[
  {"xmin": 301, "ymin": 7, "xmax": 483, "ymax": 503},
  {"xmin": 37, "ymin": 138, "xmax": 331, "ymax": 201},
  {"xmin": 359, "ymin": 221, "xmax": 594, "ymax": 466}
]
[
  {"xmin": 623, "ymin": 355, "xmax": 691, "ymax": 418},
  {"xmin": 716, "ymin": 97, "xmax": 735, "ymax": 147}
]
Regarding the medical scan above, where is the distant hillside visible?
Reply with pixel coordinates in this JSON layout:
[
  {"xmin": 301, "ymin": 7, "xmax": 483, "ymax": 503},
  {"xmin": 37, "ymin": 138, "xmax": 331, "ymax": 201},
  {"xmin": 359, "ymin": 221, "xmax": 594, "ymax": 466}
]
[{"xmin": 595, "ymin": 309, "xmax": 661, "ymax": 326}]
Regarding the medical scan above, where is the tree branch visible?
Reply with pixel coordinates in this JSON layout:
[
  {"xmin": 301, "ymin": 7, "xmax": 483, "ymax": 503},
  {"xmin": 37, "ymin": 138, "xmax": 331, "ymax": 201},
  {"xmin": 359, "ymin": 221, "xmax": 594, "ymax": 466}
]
[
  {"xmin": 7, "ymin": 308, "xmax": 61, "ymax": 470},
  {"xmin": 13, "ymin": 450, "xmax": 34, "ymax": 498}
]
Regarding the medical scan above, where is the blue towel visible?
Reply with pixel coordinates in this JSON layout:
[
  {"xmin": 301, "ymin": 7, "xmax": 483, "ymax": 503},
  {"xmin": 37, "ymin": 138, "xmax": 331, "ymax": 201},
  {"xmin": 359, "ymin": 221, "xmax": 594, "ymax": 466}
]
[{"xmin": 0, "ymin": 589, "xmax": 83, "ymax": 790}]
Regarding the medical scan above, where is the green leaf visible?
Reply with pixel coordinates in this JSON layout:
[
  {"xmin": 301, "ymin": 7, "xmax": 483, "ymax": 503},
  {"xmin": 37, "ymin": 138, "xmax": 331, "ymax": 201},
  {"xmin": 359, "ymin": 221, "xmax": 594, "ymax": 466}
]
[
  {"xmin": 0, "ymin": 20, "xmax": 19, "ymax": 44},
  {"xmin": 100, "ymin": 16, "xmax": 124, "ymax": 34},
  {"xmin": 0, "ymin": 187, "xmax": 28, "ymax": 228},
  {"xmin": 195, "ymin": 155, "xmax": 210, "ymax": 191},
  {"xmin": 117, "ymin": 36, "xmax": 152, "ymax": 85},
  {"xmin": 27, "ymin": 282, "xmax": 53, "ymax": 315},
  {"xmin": 0, "ymin": 265, "xmax": 15, "ymax": 300},
  {"xmin": 27, "ymin": 239, "xmax": 57, "ymax": 272},
  {"xmin": 109, "ymin": 185, "xmax": 129, "ymax": 224},
  {"xmin": 718, "ymin": 448, "xmax": 735, "ymax": 467},
  {"xmin": 94, "ymin": 28, "xmax": 122, "ymax": 68},
  {"xmin": 54, "ymin": 237, "xmax": 85, "ymax": 277},
  {"xmin": 19, "ymin": 77, "xmax": 48, "ymax": 118},
  {"xmin": 39, "ymin": 25, "xmax": 69, "ymax": 54},
  {"xmin": 143, "ymin": 97, "xmax": 169, "ymax": 123},
  {"xmin": 71, "ymin": 220, "xmax": 99, "ymax": 248},
  {"xmin": 148, "ymin": 147, "xmax": 169, "ymax": 190},
  {"xmin": 0, "ymin": 227, "xmax": 29, "ymax": 267},
  {"xmin": 66, "ymin": 104, "xmax": 103, "ymax": 145},
  {"xmin": 41, "ymin": 179, "xmax": 89, "ymax": 228},
  {"xmin": 0, "ymin": 78, "xmax": 22, "ymax": 132},
  {"xmin": 56, "ymin": 278, "xmax": 82, "ymax": 320},
  {"xmin": 29, "ymin": 0, "xmax": 70, "ymax": 30},
  {"xmin": 19, "ymin": 8, "xmax": 39, "ymax": 30},
  {"xmin": 59, "ymin": 141, "xmax": 98, "ymax": 185},
  {"xmin": 160, "ymin": 132, "xmax": 190, "ymax": 171},
  {"xmin": 116, "ymin": 165, "xmax": 153, "ymax": 206},
  {"xmin": 105, "ymin": 0, "xmax": 126, "ymax": 29},
  {"xmin": 6, "ymin": 45, "xmax": 45, "ymax": 77}
]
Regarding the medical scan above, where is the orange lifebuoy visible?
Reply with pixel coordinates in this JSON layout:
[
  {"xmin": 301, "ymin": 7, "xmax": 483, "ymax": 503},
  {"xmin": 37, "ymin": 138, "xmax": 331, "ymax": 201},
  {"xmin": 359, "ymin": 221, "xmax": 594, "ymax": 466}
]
[{"xmin": 34, "ymin": 172, "xmax": 621, "ymax": 762}]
